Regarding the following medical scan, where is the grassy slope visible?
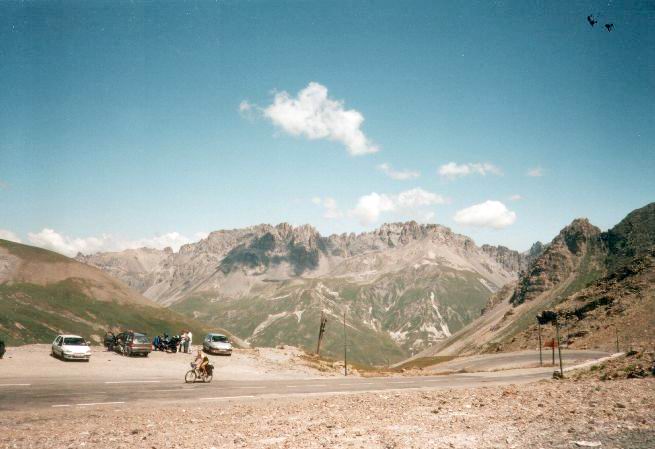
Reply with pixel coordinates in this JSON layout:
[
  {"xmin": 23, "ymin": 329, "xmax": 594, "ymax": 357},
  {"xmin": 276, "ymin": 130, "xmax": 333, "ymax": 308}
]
[
  {"xmin": 172, "ymin": 267, "xmax": 493, "ymax": 366},
  {"xmin": 0, "ymin": 240, "xmax": 227, "ymax": 346},
  {"xmin": 0, "ymin": 281, "xmax": 221, "ymax": 345}
]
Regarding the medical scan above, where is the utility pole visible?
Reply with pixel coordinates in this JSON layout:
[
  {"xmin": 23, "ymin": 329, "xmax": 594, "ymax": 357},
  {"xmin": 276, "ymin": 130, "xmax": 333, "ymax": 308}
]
[
  {"xmin": 343, "ymin": 310, "xmax": 347, "ymax": 377},
  {"xmin": 316, "ymin": 312, "xmax": 327, "ymax": 356},
  {"xmin": 555, "ymin": 319, "xmax": 564, "ymax": 377},
  {"xmin": 615, "ymin": 327, "xmax": 620, "ymax": 353}
]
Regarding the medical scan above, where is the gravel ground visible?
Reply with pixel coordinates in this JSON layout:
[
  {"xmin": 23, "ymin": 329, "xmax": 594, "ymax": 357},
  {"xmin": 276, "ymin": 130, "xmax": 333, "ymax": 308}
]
[
  {"xmin": 1, "ymin": 378, "xmax": 653, "ymax": 449},
  {"xmin": 0, "ymin": 345, "xmax": 343, "ymax": 381}
]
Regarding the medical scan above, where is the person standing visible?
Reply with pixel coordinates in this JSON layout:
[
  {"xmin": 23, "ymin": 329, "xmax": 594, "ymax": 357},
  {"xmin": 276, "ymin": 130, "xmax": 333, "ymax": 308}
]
[
  {"xmin": 0, "ymin": 337, "xmax": 5, "ymax": 359},
  {"xmin": 187, "ymin": 330, "xmax": 193, "ymax": 353},
  {"xmin": 180, "ymin": 331, "xmax": 187, "ymax": 354}
]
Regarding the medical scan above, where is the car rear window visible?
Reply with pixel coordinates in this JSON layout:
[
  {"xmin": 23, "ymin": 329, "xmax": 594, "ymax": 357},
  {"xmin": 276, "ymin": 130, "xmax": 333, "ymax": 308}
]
[{"xmin": 134, "ymin": 335, "xmax": 150, "ymax": 344}]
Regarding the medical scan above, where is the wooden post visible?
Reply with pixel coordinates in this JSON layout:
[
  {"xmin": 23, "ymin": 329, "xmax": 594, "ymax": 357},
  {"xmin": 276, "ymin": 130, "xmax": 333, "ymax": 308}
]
[
  {"xmin": 551, "ymin": 338, "xmax": 555, "ymax": 366},
  {"xmin": 615, "ymin": 327, "xmax": 619, "ymax": 353},
  {"xmin": 555, "ymin": 320, "xmax": 564, "ymax": 377},
  {"xmin": 537, "ymin": 323, "xmax": 543, "ymax": 366},
  {"xmin": 316, "ymin": 312, "xmax": 327, "ymax": 356}
]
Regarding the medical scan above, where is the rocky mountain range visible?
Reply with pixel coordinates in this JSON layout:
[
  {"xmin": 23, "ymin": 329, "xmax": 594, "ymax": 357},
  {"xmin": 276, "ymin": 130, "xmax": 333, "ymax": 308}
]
[
  {"xmin": 409, "ymin": 202, "xmax": 655, "ymax": 360},
  {"xmin": 77, "ymin": 222, "xmax": 536, "ymax": 364}
]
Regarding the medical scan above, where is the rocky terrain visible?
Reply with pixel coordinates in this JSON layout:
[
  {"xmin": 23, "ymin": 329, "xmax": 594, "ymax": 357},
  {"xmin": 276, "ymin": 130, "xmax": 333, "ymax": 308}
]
[
  {"xmin": 2, "ymin": 377, "xmax": 653, "ymax": 449},
  {"xmin": 408, "ymin": 203, "xmax": 655, "ymax": 360},
  {"xmin": 0, "ymin": 239, "xmax": 221, "ymax": 345},
  {"xmin": 77, "ymin": 222, "xmax": 534, "ymax": 364}
]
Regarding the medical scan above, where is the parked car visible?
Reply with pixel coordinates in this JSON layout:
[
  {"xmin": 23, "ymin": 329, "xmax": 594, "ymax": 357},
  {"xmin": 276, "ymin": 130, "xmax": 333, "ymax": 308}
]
[
  {"xmin": 203, "ymin": 333, "xmax": 232, "ymax": 356},
  {"xmin": 51, "ymin": 335, "xmax": 91, "ymax": 361},
  {"xmin": 114, "ymin": 332, "xmax": 151, "ymax": 357}
]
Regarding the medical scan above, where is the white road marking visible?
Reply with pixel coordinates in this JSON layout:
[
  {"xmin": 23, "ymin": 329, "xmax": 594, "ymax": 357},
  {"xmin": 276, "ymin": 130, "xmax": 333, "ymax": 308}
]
[
  {"xmin": 305, "ymin": 384, "xmax": 328, "ymax": 387},
  {"xmin": 77, "ymin": 401, "xmax": 125, "ymax": 406},
  {"xmin": 389, "ymin": 381, "xmax": 416, "ymax": 384},
  {"xmin": 286, "ymin": 385, "xmax": 299, "ymax": 388},
  {"xmin": 0, "ymin": 383, "xmax": 31, "ymax": 387},
  {"xmin": 236, "ymin": 386, "xmax": 266, "ymax": 389},
  {"xmin": 52, "ymin": 404, "xmax": 71, "ymax": 408},
  {"xmin": 104, "ymin": 380, "xmax": 161, "ymax": 384},
  {"xmin": 200, "ymin": 396, "xmax": 255, "ymax": 400}
]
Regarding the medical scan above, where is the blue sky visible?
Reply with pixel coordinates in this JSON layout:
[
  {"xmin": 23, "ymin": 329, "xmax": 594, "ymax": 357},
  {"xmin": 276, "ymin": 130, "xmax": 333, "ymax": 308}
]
[{"xmin": 1, "ymin": 0, "xmax": 653, "ymax": 255}]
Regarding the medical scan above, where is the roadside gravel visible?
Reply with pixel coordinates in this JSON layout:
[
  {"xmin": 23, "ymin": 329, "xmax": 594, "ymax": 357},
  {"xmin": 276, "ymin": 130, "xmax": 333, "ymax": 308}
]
[{"xmin": 2, "ymin": 378, "xmax": 653, "ymax": 449}]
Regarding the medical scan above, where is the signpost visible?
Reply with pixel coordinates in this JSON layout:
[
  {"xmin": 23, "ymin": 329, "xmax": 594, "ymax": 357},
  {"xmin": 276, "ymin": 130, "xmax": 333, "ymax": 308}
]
[{"xmin": 537, "ymin": 310, "xmax": 564, "ymax": 377}]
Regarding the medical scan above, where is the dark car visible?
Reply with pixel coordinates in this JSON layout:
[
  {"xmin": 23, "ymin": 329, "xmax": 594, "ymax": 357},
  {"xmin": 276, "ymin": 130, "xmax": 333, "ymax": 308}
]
[{"xmin": 114, "ymin": 332, "xmax": 151, "ymax": 357}]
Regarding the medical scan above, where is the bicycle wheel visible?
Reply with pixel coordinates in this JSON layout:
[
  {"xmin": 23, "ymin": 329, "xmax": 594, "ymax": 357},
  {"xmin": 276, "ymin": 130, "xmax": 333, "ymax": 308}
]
[
  {"xmin": 203, "ymin": 373, "xmax": 213, "ymax": 383},
  {"xmin": 184, "ymin": 370, "xmax": 197, "ymax": 383}
]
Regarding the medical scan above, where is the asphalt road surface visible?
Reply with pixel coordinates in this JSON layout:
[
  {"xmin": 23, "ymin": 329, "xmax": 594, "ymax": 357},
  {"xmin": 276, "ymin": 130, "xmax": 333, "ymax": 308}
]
[
  {"xmin": 428, "ymin": 350, "xmax": 611, "ymax": 373},
  {"xmin": 0, "ymin": 369, "xmax": 585, "ymax": 412}
]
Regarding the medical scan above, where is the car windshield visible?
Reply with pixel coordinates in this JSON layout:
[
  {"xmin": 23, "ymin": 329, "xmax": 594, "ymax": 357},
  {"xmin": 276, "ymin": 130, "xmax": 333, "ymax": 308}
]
[
  {"xmin": 211, "ymin": 335, "xmax": 228, "ymax": 343},
  {"xmin": 134, "ymin": 335, "xmax": 150, "ymax": 344},
  {"xmin": 63, "ymin": 337, "xmax": 86, "ymax": 345}
]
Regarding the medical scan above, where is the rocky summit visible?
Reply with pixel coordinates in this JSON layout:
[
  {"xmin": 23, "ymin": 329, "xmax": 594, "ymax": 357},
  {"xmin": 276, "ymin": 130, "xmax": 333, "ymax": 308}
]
[{"xmin": 77, "ymin": 221, "xmax": 530, "ymax": 364}]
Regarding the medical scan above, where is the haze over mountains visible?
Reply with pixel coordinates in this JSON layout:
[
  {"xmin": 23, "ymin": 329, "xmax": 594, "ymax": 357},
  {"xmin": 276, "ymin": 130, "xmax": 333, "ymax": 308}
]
[{"xmin": 77, "ymin": 222, "xmax": 538, "ymax": 364}]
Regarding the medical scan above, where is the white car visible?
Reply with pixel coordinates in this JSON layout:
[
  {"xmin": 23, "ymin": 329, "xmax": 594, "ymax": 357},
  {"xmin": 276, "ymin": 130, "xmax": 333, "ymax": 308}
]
[
  {"xmin": 203, "ymin": 333, "xmax": 232, "ymax": 355},
  {"xmin": 51, "ymin": 335, "xmax": 92, "ymax": 361}
]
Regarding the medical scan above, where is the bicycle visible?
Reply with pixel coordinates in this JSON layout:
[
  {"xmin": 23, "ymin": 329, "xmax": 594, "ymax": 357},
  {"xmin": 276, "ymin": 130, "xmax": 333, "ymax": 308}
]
[{"xmin": 185, "ymin": 362, "xmax": 213, "ymax": 383}]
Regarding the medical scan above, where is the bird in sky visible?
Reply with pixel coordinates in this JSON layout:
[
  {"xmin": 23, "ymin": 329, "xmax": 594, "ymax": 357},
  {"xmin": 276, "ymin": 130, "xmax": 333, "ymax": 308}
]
[
  {"xmin": 587, "ymin": 15, "xmax": 598, "ymax": 27},
  {"xmin": 605, "ymin": 23, "xmax": 614, "ymax": 32}
]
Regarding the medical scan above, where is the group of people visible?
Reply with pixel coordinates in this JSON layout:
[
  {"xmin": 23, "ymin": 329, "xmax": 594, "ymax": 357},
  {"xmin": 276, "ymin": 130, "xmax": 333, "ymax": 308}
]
[{"xmin": 152, "ymin": 330, "xmax": 193, "ymax": 353}]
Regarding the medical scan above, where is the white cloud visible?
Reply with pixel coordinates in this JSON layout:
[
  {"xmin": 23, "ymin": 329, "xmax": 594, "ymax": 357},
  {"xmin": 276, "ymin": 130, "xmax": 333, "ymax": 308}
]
[
  {"xmin": 438, "ymin": 162, "xmax": 502, "ymax": 180},
  {"xmin": 259, "ymin": 82, "xmax": 379, "ymax": 156},
  {"xmin": 0, "ymin": 229, "xmax": 21, "ymax": 243},
  {"xmin": 526, "ymin": 167, "xmax": 543, "ymax": 177},
  {"xmin": 352, "ymin": 188, "xmax": 445, "ymax": 225},
  {"xmin": 26, "ymin": 228, "xmax": 202, "ymax": 257},
  {"xmin": 238, "ymin": 100, "xmax": 257, "ymax": 120},
  {"xmin": 377, "ymin": 163, "xmax": 420, "ymax": 180},
  {"xmin": 453, "ymin": 200, "xmax": 517, "ymax": 229},
  {"xmin": 509, "ymin": 194, "xmax": 523, "ymax": 201},
  {"xmin": 312, "ymin": 197, "xmax": 343, "ymax": 219}
]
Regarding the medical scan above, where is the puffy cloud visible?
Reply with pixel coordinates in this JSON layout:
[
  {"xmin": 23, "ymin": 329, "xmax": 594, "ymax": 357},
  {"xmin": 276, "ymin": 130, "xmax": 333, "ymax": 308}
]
[
  {"xmin": 312, "ymin": 196, "xmax": 343, "ymax": 219},
  {"xmin": 377, "ymin": 163, "xmax": 420, "ymax": 180},
  {"xmin": 0, "ymin": 229, "xmax": 21, "ymax": 243},
  {"xmin": 526, "ymin": 167, "xmax": 543, "ymax": 177},
  {"xmin": 509, "ymin": 194, "xmax": 523, "ymax": 201},
  {"xmin": 453, "ymin": 200, "xmax": 516, "ymax": 229},
  {"xmin": 260, "ymin": 82, "xmax": 378, "ymax": 156},
  {"xmin": 352, "ymin": 188, "xmax": 445, "ymax": 225},
  {"xmin": 26, "ymin": 228, "xmax": 201, "ymax": 257},
  {"xmin": 438, "ymin": 162, "xmax": 502, "ymax": 180}
]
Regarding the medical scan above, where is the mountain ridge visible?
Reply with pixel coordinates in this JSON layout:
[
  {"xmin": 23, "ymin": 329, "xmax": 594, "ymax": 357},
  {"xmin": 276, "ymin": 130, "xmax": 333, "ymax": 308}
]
[{"xmin": 76, "ymin": 221, "xmax": 533, "ymax": 363}]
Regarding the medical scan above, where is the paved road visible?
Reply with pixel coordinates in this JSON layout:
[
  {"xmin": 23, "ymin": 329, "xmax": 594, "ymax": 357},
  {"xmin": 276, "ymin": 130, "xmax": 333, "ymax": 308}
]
[
  {"xmin": 0, "ymin": 367, "xmax": 566, "ymax": 412},
  {"xmin": 0, "ymin": 350, "xmax": 614, "ymax": 411},
  {"xmin": 428, "ymin": 350, "xmax": 610, "ymax": 373}
]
